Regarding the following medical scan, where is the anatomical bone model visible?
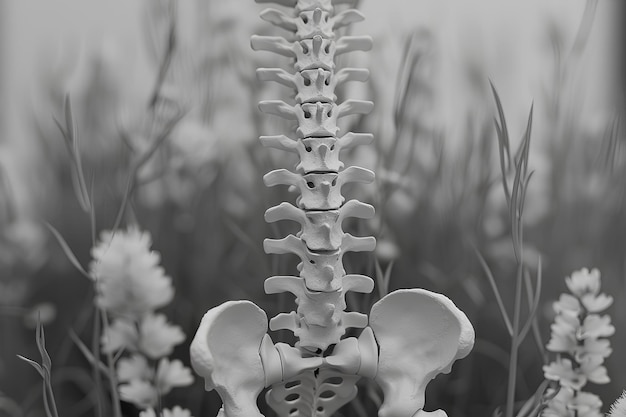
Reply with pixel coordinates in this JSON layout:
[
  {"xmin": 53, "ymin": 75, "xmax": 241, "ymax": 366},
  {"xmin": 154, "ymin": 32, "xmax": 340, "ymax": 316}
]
[{"xmin": 190, "ymin": 1, "xmax": 475, "ymax": 416}]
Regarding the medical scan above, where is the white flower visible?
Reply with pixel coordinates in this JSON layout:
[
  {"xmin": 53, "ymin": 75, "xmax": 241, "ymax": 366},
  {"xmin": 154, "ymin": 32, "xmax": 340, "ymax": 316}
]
[
  {"xmin": 117, "ymin": 354, "xmax": 153, "ymax": 382},
  {"xmin": 23, "ymin": 302, "xmax": 57, "ymax": 328},
  {"xmin": 542, "ymin": 387, "xmax": 574, "ymax": 417},
  {"xmin": 139, "ymin": 406, "xmax": 193, "ymax": 417},
  {"xmin": 574, "ymin": 338, "xmax": 612, "ymax": 362},
  {"xmin": 546, "ymin": 314, "xmax": 579, "ymax": 353},
  {"xmin": 543, "ymin": 359, "xmax": 587, "ymax": 390},
  {"xmin": 90, "ymin": 228, "xmax": 174, "ymax": 319},
  {"xmin": 568, "ymin": 391, "xmax": 602, "ymax": 417},
  {"xmin": 580, "ymin": 292, "xmax": 613, "ymax": 313},
  {"xmin": 578, "ymin": 314, "xmax": 615, "ymax": 339},
  {"xmin": 119, "ymin": 379, "xmax": 158, "ymax": 409},
  {"xmin": 565, "ymin": 268, "xmax": 613, "ymax": 313},
  {"xmin": 565, "ymin": 268, "xmax": 601, "ymax": 297},
  {"xmin": 553, "ymin": 294, "xmax": 581, "ymax": 316},
  {"xmin": 170, "ymin": 120, "xmax": 217, "ymax": 170},
  {"xmin": 577, "ymin": 355, "xmax": 609, "ymax": 385},
  {"xmin": 543, "ymin": 268, "xmax": 612, "ymax": 417},
  {"xmin": 609, "ymin": 390, "xmax": 626, "ymax": 417},
  {"xmin": 139, "ymin": 409, "xmax": 157, "ymax": 417},
  {"xmin": 138, "ymin": 313, "xmax": 186, "ymax": 359},
  {"xmin": 163, "ymin": 406, "xmax": 194, "ymax": 417},
  {"xmin": 156, "ymin": 358, "xmax": 194, "ymax": 395},
  {"xmin": 542, "ymin": 388, "xmax": 603, "ymax": 417},
  {"xmin": 101, "ymin": 319, "xmax": 138, "ymax": 353}
]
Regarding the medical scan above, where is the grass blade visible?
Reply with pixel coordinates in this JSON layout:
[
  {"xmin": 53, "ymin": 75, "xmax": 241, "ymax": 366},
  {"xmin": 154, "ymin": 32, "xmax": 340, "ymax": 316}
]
[
  {"xmin": 36, "ymin": 321, "xmax": 52, "ymax": 372},
  {"xmin": 517, "ymin": 258, "xmax": 542, "ymax": 347},
  {"xmin": 68, "ymin": 331, "xmax": 110, "ymax": 377},
  {"xmin": 474, "ymin": 247, "xmax": 513, "ymax": 336},
  {"xmin": 45, "ymin": 223, "xmax": 90, "ymax": 279},
  {"xmin": 16, "ymin": 355, "xmax": 44, "ymax": 378}
]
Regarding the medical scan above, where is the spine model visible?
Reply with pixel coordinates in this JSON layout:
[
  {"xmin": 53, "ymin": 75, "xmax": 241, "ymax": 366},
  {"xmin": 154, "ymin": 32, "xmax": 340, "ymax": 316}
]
[
  {"xmin": 252, "ymin": 0, "xmax": 376, "ymax": 353},
  {"xmin": 190, "ymin": 1, "xmax": 476, "ymax": 417}
]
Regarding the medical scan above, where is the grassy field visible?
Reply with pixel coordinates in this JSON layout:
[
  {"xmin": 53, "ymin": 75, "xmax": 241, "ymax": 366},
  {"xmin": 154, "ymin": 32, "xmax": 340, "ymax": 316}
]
[{"xmin": 0, "ymin": 1, "xmax": 624, "ymax": 416}]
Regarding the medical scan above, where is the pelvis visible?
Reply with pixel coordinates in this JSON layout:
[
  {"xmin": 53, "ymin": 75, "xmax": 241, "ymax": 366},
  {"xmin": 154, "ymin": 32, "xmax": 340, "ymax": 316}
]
[{"xmin": 190, "ymin": 289, "xmax": 475, "ymax": 417}]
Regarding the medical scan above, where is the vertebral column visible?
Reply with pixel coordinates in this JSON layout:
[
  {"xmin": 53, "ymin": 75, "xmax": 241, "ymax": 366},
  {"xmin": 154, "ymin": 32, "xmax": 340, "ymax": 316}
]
[{"xmin": 251, "ymin": 0, "xmax": 375, "ymax": 352}]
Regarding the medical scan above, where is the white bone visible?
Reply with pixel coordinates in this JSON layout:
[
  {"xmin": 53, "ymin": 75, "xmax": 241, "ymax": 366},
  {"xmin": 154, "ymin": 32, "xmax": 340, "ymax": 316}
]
[
  {"xmin": 250, "ymin": 35, "xmax": 295, "ymax": 57},
  {"xmin": 342, "ymin": 311, "xmax": 368, "ymax": 328},
  {"xmin": 264, "ymin": 275, "xmax": 372, "ymax": 349},
  {"xmin": 337, "ymin": 99, "xmax": 374, "ymax": 117},
  {"xmin": 295, "ymin": 9, "xmax": 335, "ymax": 39},
  {"xmin": 259, "ymin": 133, "xmax": 372, "ymax": 172},
  {"xmin": 264, "ymin": 200, "xmax": 374, "ymax": 251},
  {"xmin": 342, "ymin": 234, "xmax": 376, "ymax": 252},
  {"xmin": 265, "ymin": 202, "xmax": 306, "ymax": 224},
  {"xmin": 259, "ymin": 9, "xmax": 297, "ymax": 31},
  {"xmin": 264, "ymin": 274, "xmax": 373, "ymax": 295},
  {"xmin": 369, "ymin": 290, "xmax": 475, "ymax": 417},
  {"xmin": 264, "ymin": 275, "xmax": 306, "ymax": 295},
  {"xmin": 342, "ymin": 274, "xmax": 375, "ymax": 293},
  {"xmin": 263, "ymin": 169, "xmax": 302, "ymax": 188},
  {"xmin": 298, "ymin": 172, "xmax": 343, "ymax": 209},
  {"xmin": 324, "ymin": 337, "xmax": 360, "ymax": 374},
  {"xmin": 275, "ymin": 343, "xmax": 324, "ymax": 379},
  {"xmin": 269, "ymin": 311, "xmax": 299, "ymax": 332},
  {"xmin": 296, "ymin": 102, "xmax": 338, "ymax": 138},
  {"xmin": 295, "ymin": 0, "xmax": 334, "ymax": 12},
  {"xmin": 332, "ymin": 9, "xmax": 365, "ymax": 29},
  {"xmin": 264, "ymin": 235, "xmax": 373, "ymax": 291},
  {"xmin": 190, "ymin": 301, "xmax": 269, "ymax": 417},
  {"xmin": 259, "ymin": 135, "xmax": 299, "ymax": 153},
  {"xmin": 322, "ymin": 328, "xmax": 377, "ymax": 378},
  {"xmin": 297, "ymin": 69, "xmax": 336, "ymax": 104},
  {"xmin": 297, "ymin": 315, "xmax": 365, "ymax": 350},
  {"xmin": 259, "ymin": 101, "xmax": 374, "ymax": 138},
  {"xmin": 263, "ymin": 234, "xmax": 306, "ymax": 257},
  {"xmin": 258, "ymin": 100, "xmax": 298, "ymax": 120},
  {"xmin": 356, "ymin": 327, "xmax": 378, "ymax": 379},
  {"xmin": 297, "ymin": 137, "xmax": 342, "ymax": 173},
  {"xmin": 339, "ymin": 132, "xmax": 374, "ymax": 150},
  {"xmin": 335, "ymin": 68, "xmax": 370, "ymax": 84},
  {"xmin": 259, "ymin": 334, "xmax": 283, "ymax": 387},
  {"xmin": 339, "ymin": 166, "xmax": 375, "ymax": 185},
  {"xmin": 266, "ymin": 369, "xmax": 359, "ymax": 417},
  {"xmin": 336, "ymin": 36, "xmax": 373, "ymax": 55},
  {"xmin": 256, "ymin": 69, "xmax": 295, "ymax": 88},
  {"xmin": 339, "ymin": 199, "xmax": 375, "ymax": 222},
  {"xmin": 294, "ymin": 37, "xmax": 335, "ymax": 71},
  {"xmin": 255, "ymin": 0, "xmax": 297, "ymax": 6}
]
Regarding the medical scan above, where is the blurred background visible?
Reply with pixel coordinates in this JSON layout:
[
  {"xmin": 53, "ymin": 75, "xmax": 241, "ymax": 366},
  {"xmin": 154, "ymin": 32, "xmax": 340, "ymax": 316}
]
[{"xmin": 0, "ymin": 0, "xmax": 624, "ymax": 416}]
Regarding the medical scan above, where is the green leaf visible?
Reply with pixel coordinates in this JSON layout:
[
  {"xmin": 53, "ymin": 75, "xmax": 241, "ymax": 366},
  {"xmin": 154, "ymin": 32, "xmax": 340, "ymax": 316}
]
[
  {"xmin": 68, "ymin": 330, "xmax": 110, "ymax": 377},
  {"xmin": 36, "ymin": 320, "xmax": 53, "ymax": 372},
  {"xmin": 45, "ymin": 223, "xmax": 91, "ymax": 279},
  {"xmin": 16, "ymin": 355, "xmax": 44, "ymax": 378},
  {"xmin": 474, "ymin": 247, "xmax": 513, "ymax": 336}
]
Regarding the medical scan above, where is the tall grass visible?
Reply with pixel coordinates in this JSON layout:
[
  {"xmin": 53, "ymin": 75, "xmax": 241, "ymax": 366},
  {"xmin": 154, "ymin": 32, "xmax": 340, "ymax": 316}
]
[{"xmin": 0, "ymin": 1, "xmax": 623, "ymax": 416}]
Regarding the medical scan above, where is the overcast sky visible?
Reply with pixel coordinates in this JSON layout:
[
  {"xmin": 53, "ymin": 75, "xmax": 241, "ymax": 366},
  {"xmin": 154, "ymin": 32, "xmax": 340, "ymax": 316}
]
[{"xmin": 0, "ymin": 0, "xmax": 620, "ymax": 153}]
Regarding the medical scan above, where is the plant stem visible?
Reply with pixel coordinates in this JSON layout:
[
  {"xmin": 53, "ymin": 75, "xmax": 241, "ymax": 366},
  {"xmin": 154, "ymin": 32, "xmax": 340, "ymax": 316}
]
[
  {"xmin": 91, "ymin": 307, "xmax": 104, "ymax": 417},
  {"xmin": 506, "ymin": 258, "xmax": 524, "ymax": 417},
  {"xmin": 100, "ymin": 310, "xmax": 123, "ymax": 417}
]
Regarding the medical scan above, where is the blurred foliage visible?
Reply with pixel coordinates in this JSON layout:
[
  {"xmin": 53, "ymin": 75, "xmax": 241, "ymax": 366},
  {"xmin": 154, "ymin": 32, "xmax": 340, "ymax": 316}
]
[{"xmin": 0, "ymin": 1, "xmax": 624, "ymax": 416}]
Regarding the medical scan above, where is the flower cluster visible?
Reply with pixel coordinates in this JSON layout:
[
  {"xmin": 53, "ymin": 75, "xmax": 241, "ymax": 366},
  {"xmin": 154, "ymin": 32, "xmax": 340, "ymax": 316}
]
[
  {"xmin": 140, "ymin": 406, "xmax": 194, "ymax": 417},
  {"xmin": 542, "ymin": 268, "xmax": 614, "ymax": 417},
  {"xmin": 90, "ymin": 228, "xmax": 193, "ymax": 411}
]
